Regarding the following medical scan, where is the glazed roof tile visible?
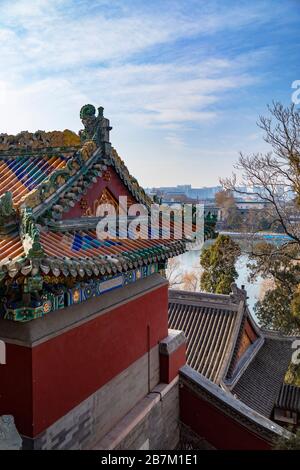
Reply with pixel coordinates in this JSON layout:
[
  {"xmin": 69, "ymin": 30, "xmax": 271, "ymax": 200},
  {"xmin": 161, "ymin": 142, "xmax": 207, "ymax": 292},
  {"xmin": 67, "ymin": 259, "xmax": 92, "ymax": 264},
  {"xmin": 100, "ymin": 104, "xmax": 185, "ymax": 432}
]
[
  {"xmin": 232, "ymin": 337, "xmax": 293, "ymax": 418},
  {"xmin": 40, "ymin": 229, "xmax": 183, "ymax": 261},
  {"xmin": 0, "ymin": 235, "xmax": 24, "ymax": 263},
  {"xmin": 275, "ymin": 383, "xmax": 300, "ymax": 413},
  {"xmin": 168, "ymin": 290, "xmax": 241, "ymax": 384},
  {"xmin": 0, "ymin": 153, "xmax": 70, "ymax": 205}
]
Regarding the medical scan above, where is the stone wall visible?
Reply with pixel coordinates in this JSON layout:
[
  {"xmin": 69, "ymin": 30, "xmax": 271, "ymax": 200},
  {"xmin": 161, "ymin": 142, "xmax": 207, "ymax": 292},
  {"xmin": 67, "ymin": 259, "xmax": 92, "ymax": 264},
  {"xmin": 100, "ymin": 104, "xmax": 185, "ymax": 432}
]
[
  {"xmin": 22, "ymin": 345, "xmax": 159, "ymax": 450},
  {"xmin": 0, "ymin": 415, "xmax": 22, "ymax": 450},
  {"xmin": 95, "ymin": 378, "xmax": 180, "ymax": 451}
]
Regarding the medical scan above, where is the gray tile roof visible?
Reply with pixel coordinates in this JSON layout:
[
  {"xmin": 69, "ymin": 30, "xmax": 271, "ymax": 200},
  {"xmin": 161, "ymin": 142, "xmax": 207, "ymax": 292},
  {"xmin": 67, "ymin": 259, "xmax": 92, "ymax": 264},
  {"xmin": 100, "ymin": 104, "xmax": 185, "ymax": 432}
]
[
  {"xmin": 275, "ymin": 383, "xmax": 300, "ymax": 413},
  {"xmin": 232, "ymin": 337, "xmax": 293, "ymax": 418},
  {"xmin": 168, "ymin": 289, "xmax": 295, "ymax": 422},
  {"xmin": 168, "ymin": 290, "xmax": 243, "ymax": 384}
]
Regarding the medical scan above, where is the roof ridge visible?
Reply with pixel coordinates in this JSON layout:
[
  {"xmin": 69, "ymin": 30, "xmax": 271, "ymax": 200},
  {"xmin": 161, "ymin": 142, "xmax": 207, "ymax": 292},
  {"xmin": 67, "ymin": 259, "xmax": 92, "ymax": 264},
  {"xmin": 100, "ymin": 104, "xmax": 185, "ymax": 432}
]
[
  {"xmin": 0, "ymin": 129, "xmax": 80, "ymax": 153},
  {"xmin": 0, "ymin": 146, "xmax": 80, "ymax": 159},
  {"xmin": 169, "ymin": 289, "xmax": 234, "ymax": 306},
  {"xmin": 19, "ymin": 140, "xmax": 98, "ymax": 212},
  {"xmin": 261, "ymin": 328, "xmax": 297, "ymax": 340}
]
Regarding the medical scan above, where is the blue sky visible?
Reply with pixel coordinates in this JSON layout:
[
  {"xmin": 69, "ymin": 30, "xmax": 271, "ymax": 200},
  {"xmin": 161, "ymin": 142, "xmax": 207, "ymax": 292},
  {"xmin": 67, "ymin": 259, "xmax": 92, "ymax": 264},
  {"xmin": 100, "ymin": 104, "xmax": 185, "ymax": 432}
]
[{"xmin": 0, "ymin": 0, "xmax": 299, "ymax": 187}]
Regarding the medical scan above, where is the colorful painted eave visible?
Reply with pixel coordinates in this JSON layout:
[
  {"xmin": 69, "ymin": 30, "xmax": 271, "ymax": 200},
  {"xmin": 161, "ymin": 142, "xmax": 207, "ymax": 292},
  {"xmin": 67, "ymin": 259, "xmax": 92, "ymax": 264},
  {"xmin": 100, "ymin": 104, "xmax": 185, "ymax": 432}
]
[{"xmin": 0, "ymin": 234, "xmax": 186, "ymax": 282}]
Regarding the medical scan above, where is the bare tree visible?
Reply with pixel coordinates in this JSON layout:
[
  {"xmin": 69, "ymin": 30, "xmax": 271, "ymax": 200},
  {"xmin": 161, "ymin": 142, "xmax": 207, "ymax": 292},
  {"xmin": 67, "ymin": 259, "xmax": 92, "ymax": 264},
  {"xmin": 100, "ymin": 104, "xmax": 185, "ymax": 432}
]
[
  {"xmin": 166, "ymin": 258, "xmax": 184, "ymax": 288},
  {"xmin": 221, "ymin": 102, "xmax": 300, "ymax": 253},
  {"xmin": 215, "ymin": 189, "xmax": 243, "ymax": 230},
  {"xmin": 182, "ymin": 270, "xmax": 199, "ymax": 292},
  {"xmin": 221, "ymin": 103, "xmax": 300, "ymax": 332}
]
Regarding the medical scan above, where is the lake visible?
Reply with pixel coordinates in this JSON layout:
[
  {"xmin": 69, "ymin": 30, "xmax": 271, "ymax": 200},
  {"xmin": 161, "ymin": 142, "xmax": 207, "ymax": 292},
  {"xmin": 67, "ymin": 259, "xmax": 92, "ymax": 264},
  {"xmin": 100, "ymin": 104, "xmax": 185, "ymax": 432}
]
[{"xmin": 169, "ymin": 244, "xmax": 265, "ymax": 323}]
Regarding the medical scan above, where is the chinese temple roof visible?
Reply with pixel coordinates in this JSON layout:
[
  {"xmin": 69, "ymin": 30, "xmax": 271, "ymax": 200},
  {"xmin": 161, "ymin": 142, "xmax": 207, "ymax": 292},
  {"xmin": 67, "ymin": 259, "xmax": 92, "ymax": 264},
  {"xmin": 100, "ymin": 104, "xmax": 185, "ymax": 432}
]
[
  {"xmin": 0, "ymin": 151, "xmax": 71, "ymax": 205},
  {"xmin": 168, "ymin": 289, "xmax": 242, "ymax": 384},
  {"xmin": 168, "ymin": 287, "xmax": 295, "ymax": 422},
  {"xmin": 0, "ymin": 104, "xmax": 190, "ymax": 321},
  {"xmin": 232, "ymin": 335, "xmax": 292, "ymax": 418}
]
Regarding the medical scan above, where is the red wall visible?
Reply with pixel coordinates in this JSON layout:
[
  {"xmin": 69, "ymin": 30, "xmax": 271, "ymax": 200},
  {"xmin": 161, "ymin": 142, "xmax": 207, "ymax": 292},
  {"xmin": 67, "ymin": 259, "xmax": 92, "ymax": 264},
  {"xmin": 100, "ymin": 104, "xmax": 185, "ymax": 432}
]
[
  {"xmin": 0, "ymin": 344, "xmax": 33, "ymax": 434},
  {"xmin": 63, "ymin": 167, "xmax": 135, "ymax": 219},
  {"xmin": 0, "ymin": 284, "xmax": 168, "ymax": 437},
  {"xmin": 160, "ymin": 343, "xmax": 186, "ymax": 384},
  {"xmin": 180, "ymin": 385, "xmax": 271, "ymax": 450}
]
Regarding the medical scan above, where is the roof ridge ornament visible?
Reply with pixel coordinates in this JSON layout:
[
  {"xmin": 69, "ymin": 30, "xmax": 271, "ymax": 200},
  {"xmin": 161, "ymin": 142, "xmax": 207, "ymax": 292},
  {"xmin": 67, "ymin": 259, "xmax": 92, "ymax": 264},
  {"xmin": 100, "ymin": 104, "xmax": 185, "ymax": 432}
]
[
  {"xmin": 19, "ymin": 140, "xmax": 97, "ymax": 211},
  {"xmin": 20, "ymin": 208, "xmax": 45, "ymax": 259},
  {"xmin": 0, "ymin": 192, "xmax": 17, "ymax": 234},
  {"xmin": 0, "ymin": 129, "xmax": 80, "ymax": 152},
  {"xmin": 230, "ymin": 282, "xmax": 248, "ymax": 304},
  {"xmin": 0, "ymin": 192, "xmax": 15, "ymax": 218},
  {"xmin": 79, "ymin": 104, "xmax": 112, "ymax": 146}
]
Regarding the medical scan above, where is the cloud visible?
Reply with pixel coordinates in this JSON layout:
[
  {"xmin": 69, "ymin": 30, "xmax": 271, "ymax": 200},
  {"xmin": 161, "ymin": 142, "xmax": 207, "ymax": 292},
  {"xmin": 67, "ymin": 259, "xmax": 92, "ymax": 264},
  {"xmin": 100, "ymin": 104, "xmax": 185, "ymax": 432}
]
[
  {"xmin": 165, "ymin": 134, "xmax": 186, "ymax": 148},
  {"xmin": 0, "ymin": 4, "xmax": 259, "ymax": 133},
  {"xmin": 0, "ymin": 0, "xmax": 274, "ymax": 78},
  {"xmin": 0, "ymin": 0, "xmax": 295, "ymax": 186}
]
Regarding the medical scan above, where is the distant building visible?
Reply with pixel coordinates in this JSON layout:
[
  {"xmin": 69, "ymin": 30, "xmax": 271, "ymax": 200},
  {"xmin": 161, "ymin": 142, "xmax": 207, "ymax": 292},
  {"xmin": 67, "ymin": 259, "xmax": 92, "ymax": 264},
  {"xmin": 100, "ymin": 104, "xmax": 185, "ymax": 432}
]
[
  {"xmin": 218, "ymin": 200, "xmax": 271, "ymax": 222},
  {"xmin": 146, "ymin": 185, "xmax": 222, "ymax": 201}
]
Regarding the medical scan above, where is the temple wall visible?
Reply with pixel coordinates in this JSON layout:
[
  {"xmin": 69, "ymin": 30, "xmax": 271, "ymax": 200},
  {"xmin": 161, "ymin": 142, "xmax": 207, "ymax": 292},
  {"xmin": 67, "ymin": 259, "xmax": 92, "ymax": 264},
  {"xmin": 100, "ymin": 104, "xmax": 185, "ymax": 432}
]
[
  {"xmin": 0, "ymin": 344, "xmax": 33, "ymax": 435},
  {"xmin": 0, "ymin": 275, "xmax": 168, "ymax": 439},
  {"xmin": 179, "ymin": 365, "xmax": 287, "ymax": 450},
  {"xmin": 180, "ymin": 385, "xmax": 270, "ymax": 450},
  {"xmin": 94, "ymin": 378, "xmax": 180, "ymax": 451},
  {"xmin": 22, "ymin": 345, "xmax": 160, "ymax": 450}
]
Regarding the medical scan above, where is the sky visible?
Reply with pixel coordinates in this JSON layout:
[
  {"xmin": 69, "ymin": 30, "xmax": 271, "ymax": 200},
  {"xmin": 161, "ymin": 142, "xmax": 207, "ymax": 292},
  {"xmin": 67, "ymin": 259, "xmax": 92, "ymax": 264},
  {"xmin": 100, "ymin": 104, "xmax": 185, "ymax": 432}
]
[{"xmin": 0, "ymin": 0, "xmax": 299, "ymax": 187}]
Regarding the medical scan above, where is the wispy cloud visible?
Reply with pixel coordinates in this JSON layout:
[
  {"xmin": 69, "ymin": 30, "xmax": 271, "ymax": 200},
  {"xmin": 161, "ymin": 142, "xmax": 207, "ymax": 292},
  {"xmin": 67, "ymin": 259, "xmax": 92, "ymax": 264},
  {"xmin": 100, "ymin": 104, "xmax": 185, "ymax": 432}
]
[
  {"xmin": 0, "ymin": 0, "xmax": 270, "ymax": 72},
  {"xmin": 0, "ymin": 0, "xmax": 298, "ymax": 185},
  {"xmin": 0, "ymin": 0, "xmax": 262, "ymax": 132}
]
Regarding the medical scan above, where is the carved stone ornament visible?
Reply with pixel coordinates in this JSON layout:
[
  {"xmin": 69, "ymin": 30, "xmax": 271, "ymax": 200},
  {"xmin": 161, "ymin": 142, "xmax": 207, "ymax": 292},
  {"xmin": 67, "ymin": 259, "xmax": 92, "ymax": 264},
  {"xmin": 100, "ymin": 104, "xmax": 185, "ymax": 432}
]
[
  {"xmin": 0, "ymin": 415, "xmax": 22, "ymax": 450},
  {"xmin": 79, "ymin": 104, "xmax": 112, "ymax": 145}
]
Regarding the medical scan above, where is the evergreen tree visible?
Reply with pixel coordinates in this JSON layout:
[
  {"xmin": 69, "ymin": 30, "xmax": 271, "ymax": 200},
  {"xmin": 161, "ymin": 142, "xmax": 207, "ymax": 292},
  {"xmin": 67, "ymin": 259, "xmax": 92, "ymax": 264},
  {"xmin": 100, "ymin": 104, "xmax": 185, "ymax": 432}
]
[
  {"xmin": 249, "ymin": 242, "xmax": 300, "ymax": 334},
  {"xmin": 200, "ymin": 235, "xmax": 241, "ymax": 294}
]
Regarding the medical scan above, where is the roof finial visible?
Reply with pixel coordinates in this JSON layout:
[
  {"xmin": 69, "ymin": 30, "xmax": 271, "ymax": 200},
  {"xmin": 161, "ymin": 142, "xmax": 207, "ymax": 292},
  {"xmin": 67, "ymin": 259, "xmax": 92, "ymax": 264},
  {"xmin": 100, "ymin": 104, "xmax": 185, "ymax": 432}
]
[
  {"xmin": 79, "ymin": 104, "xmax": 112, "ymax": 146},
  {"xmin": 230, "ymin": 282, "xmax": 248, "ymax": 303}
]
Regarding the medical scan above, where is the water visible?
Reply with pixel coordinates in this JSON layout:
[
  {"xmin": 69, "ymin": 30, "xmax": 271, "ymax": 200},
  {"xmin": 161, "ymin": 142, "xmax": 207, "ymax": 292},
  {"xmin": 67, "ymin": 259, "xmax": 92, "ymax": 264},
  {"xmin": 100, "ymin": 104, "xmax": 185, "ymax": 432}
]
[
  {"xmin": 169, "ymin": 245, "xmax": 264, "ymax": 323},
  {"xmin": 235, "ymin": 254, "xmax": 263, "ymax": 316}
]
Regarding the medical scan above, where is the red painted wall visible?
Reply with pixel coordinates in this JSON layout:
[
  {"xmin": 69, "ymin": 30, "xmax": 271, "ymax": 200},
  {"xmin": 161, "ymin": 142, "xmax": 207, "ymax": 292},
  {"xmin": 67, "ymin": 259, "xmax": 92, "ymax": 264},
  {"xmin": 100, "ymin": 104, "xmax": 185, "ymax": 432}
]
[
  {"xmin": 0, "ymin": 284, "xmax": 168, "ymax": 437},
  {"xmin": 62, "ymin": 167, "xmax": 135, "ymax": 219},
  {"xmin": 160, "ymin": 343, "xmax": 186, "ymax": 384},
  {"xmin": 235, "ymin": 319, "xmax": 259, "ymax": 365},
  {"xmin": 245, "ymin": 319, "xmax": 259, "ymax": 343},
  {"xmin": 0, "ymin": 344, "xmax": 33, "ymax": 435},
  {"xmin": 180, "ymin": 385, "xmax": 271, "ymax": 450}
]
